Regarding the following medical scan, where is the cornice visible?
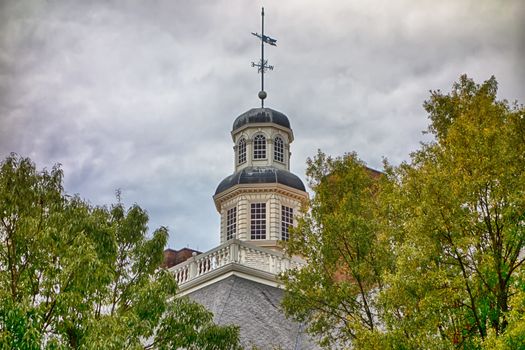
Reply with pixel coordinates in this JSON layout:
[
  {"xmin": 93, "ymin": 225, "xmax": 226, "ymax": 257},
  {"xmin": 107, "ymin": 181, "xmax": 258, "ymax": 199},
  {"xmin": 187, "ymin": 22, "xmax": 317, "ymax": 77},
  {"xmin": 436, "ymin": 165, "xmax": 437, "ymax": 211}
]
[
  {"xmin": 213, "ymin": 183, "xmax": 309, "ymax": 211},
  {"xmin": 176, "ymin": 262, "xmax": 284, "ymax": 296},
  {"xmin": 231, "ymin": 123, "xmax": 294, "ymax": 142}
]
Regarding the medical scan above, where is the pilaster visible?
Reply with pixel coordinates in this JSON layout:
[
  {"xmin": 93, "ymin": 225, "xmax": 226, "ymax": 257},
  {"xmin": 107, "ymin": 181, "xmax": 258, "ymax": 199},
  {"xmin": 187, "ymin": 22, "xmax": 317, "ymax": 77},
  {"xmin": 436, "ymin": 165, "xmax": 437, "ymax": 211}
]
[
  {"xmin": 246, "ymin": 140, "xmax": 253, "ymax": 167},
  {"xmin": 237, "ymin": 195, "xmax": 249, "ymax": 241},
  {"xmin": 268, "ymin": 193, "xmax": 280, "ymax": 240}
]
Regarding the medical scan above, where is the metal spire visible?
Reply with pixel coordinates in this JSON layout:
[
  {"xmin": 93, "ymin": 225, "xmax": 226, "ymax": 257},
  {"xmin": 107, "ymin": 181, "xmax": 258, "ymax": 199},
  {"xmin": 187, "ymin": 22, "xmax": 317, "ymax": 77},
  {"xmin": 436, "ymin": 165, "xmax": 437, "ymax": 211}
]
[{"xmin": 251, "ymin": 7, "xmax": 277, "ymax": 108}]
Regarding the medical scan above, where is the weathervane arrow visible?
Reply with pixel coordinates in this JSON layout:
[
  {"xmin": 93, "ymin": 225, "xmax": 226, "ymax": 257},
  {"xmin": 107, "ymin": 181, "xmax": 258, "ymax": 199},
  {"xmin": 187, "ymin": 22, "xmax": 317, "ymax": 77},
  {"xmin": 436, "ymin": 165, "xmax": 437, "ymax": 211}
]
[
  {"xmin": 251, "ymin": 7, "xmax": 276, "ymax": 108},
  {"xmin": 251, "ymin": 32, "xmax": 277, "ymax": 46}
]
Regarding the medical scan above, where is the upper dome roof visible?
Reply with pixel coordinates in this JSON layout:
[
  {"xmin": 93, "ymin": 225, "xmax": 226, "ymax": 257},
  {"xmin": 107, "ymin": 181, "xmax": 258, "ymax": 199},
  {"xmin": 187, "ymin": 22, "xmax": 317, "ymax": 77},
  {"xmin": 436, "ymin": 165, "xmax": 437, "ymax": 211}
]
[
  {"xmin": 215, "ymin": 166, "xmax": 306, "ymax": 195},
  {"xmin": 232, "ymin": 108, "xmax": 291, "ymax": 132}
]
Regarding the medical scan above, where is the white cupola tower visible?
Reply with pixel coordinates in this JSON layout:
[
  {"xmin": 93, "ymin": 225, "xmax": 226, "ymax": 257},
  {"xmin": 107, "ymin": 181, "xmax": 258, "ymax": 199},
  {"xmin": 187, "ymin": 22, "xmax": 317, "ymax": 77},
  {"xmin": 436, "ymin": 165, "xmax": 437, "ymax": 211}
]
[
  {"xmin": 168, "ymin": 8, "xmax": 321, "ymax": 349},
  {"xmin": 213, "ymin": 7, "xmax": 308, "ymax": 251},
  {"xmin": 213, "ymin": 108, "xmax": 308, "ymax": 251}
]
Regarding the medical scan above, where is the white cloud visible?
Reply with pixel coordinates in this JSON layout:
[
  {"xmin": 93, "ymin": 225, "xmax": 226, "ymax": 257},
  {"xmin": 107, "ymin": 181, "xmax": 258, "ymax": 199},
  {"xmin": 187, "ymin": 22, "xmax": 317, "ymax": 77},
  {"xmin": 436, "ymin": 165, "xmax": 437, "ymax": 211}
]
[{"xmin": 1, "ymin": 0, "xmax": 523, "ymax": 250}]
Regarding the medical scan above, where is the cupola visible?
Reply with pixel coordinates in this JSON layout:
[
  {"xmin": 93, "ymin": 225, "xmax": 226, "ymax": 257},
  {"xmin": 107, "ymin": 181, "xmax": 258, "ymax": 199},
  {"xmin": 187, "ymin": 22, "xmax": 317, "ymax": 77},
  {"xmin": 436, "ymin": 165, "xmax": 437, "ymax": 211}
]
[{"xmin": 214, "ymin": 107, "xmax": 308, "ymax": 251}]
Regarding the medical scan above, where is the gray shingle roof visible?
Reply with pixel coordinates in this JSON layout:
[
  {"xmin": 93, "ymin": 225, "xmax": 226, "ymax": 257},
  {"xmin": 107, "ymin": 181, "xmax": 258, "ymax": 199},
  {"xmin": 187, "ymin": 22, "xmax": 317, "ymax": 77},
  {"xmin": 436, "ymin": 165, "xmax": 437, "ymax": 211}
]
[
  {"xmin": 187, "ymin": 276, "xmax": 321, "ymax": 350},
  {"xmin": 233, "ymin": 108, "xmax": 291, "ymax": 132}
]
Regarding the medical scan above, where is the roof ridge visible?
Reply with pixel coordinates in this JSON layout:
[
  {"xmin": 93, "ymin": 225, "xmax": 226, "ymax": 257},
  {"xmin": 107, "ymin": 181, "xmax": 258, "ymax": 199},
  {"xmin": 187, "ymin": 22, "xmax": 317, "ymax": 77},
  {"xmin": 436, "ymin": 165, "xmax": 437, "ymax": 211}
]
[{"xmin": 216, "ymin": 276, "xmax": 237, "ymax": 324}]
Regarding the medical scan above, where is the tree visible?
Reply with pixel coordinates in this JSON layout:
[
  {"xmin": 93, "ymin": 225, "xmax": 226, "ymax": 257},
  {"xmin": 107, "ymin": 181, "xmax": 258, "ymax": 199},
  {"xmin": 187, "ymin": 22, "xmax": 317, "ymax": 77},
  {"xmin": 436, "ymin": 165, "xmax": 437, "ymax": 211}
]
[
  {"xmin": 379, "ymin": 75, "xmax": 525, "ymax": 349},
  {"xmin": 281, "ymin": 75, "xmax": 525, "ymax": 349},
  {"xmin": 281, "ymin": 151, "xmax": 391, "ymax": 348},
  {"xmin": 0, "ymin": 154, "xmax": 241, "ymax": 349}
]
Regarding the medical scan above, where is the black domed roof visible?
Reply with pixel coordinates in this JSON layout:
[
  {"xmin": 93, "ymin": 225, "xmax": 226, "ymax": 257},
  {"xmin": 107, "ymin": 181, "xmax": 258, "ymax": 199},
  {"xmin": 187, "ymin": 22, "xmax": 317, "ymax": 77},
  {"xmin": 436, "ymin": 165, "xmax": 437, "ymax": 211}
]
[
  {"xmin": 215, "ymin": 167, "xmax": 306, "ymax": 195},
  {"xmin": 232, "ymin": 108, "xmax": 291, "ymax": 132}
]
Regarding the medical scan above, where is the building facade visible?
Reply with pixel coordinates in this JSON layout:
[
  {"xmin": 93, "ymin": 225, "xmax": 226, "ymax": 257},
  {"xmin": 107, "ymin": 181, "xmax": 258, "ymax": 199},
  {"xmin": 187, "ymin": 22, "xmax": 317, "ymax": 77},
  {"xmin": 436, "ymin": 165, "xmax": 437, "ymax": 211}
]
[
  {"xmin": 168, "ymin": 107, "xmax": 320, "ymax": 349},
  {"xmin": 214, "ymin": 108, "xmax": 308, "ymax": 249}
]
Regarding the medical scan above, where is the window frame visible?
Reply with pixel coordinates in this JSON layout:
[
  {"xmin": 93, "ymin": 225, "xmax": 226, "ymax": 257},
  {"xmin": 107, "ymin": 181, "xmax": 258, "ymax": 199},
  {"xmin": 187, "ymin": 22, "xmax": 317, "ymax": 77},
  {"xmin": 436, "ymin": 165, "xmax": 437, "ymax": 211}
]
[
  {"xmin": 226, "ymin": 206, "xmax": 237, "ymax": 240},
  {"xmin": 250, "ymin": 202, "xmax": 266, "ymax": 240},
  {"xmin": 274, "ymin": 136, "xmax": 284, "ymax": 163},
  {"xmin": 253, "ymin": 134, "xmax": 267, "ymax": 160},
  {"xmin": 237, "ymin": 138, "xmax": 246, "ymax": 165},
  {"xmin": 281, "ymin": 205, "xmax": 293, "ymax": 241}
]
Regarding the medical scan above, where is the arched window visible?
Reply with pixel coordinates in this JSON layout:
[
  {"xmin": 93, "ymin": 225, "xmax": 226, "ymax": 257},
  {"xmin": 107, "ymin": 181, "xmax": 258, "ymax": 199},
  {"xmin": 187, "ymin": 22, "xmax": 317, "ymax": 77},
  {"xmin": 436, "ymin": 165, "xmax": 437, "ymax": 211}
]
[
  {"xmin": 253, "ymin": 134, "xmax": 266, "ymax": 159},
  {"xmin": 238, "ymin": 138, "xmax": 246, "ymax": 164},
  {"xmin": 274, "ymin": 136, "xmax": 284, "ymax": 163}
]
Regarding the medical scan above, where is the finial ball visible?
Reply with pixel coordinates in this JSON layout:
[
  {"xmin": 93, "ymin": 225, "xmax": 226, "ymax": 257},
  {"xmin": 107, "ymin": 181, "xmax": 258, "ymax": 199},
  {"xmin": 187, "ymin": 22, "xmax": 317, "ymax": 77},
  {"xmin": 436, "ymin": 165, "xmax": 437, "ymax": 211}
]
[{"xmin": 258, "ymin": 90, "xmax": 267, "ymax": 100}]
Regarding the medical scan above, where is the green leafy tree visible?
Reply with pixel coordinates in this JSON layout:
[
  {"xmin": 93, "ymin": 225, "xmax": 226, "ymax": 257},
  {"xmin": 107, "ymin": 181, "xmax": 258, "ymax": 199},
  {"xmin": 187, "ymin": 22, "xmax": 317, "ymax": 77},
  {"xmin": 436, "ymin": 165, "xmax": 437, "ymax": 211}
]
[
  {"xmin": 481, "ymin": 288, "xmax": 525, "ymax": 350},
  {"xmin": 379, "ymin": 75, "xmax": 525, "ymax": 349},
  {"xmin": 0, "ymin": 154, "xmax": 241, "ymax": 349},
  {"xmin": 281, "ymin": 75, "xmax": 525, "ymax": 349},
  {"xmin": 281, "ymin": 151, "xmax": 391, "ymax": 348}
]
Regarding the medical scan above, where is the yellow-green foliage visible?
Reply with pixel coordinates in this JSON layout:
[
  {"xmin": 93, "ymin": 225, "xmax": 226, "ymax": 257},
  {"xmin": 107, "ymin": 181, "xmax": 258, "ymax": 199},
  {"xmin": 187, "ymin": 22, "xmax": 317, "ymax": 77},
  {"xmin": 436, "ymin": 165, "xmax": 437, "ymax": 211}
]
[{"xmin": 281, "ymin": 75, "xmax": 525, "ymax": 349}]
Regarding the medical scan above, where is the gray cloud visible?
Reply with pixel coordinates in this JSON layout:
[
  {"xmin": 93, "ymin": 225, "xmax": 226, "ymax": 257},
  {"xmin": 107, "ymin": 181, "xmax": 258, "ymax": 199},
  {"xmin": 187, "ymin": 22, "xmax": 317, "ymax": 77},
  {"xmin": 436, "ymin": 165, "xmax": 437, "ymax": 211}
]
[{"xmin": 1, "ymin": 0, "xmax": 524, "ymax": 250}]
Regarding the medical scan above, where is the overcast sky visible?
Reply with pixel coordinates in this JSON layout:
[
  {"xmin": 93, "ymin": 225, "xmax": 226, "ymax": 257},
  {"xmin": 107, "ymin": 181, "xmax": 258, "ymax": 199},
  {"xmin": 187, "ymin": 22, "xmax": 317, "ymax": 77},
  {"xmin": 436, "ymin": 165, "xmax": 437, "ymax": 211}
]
[{"xmin": 1, "ymin": 0, "xmax": 524, "ymax": 251}]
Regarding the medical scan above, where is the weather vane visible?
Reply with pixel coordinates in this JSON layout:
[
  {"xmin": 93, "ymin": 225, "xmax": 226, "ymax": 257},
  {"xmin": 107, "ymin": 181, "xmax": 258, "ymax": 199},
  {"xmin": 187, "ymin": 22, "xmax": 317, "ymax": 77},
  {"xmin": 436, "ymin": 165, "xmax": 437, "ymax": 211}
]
[{"xmin": 251, "ymin": 7, "xmax": 277, "ymax": 108}]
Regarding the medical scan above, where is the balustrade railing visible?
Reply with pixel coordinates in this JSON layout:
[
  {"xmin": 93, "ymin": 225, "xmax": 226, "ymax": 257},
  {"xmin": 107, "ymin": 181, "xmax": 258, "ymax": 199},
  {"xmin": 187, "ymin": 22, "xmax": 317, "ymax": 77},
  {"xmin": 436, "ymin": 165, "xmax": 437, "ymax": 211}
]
[{"xmin": 169, "ymin": 239, "xmax": 304, "ymax": 287}]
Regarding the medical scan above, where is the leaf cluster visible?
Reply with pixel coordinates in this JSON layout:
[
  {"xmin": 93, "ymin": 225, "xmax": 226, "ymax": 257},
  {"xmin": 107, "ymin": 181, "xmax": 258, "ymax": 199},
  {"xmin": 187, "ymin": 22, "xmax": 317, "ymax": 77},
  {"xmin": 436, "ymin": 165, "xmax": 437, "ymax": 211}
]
[
  {"xmin": 0, "ymin": 155, "xmax": 241, "ymax": 349},
  {"xmin": 282, "ymin": 151, "xmax": 390, "ymax": 348},
  {"xmin": 281, "ymin": 75, "xmax": 525, "ymax": 349}
]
